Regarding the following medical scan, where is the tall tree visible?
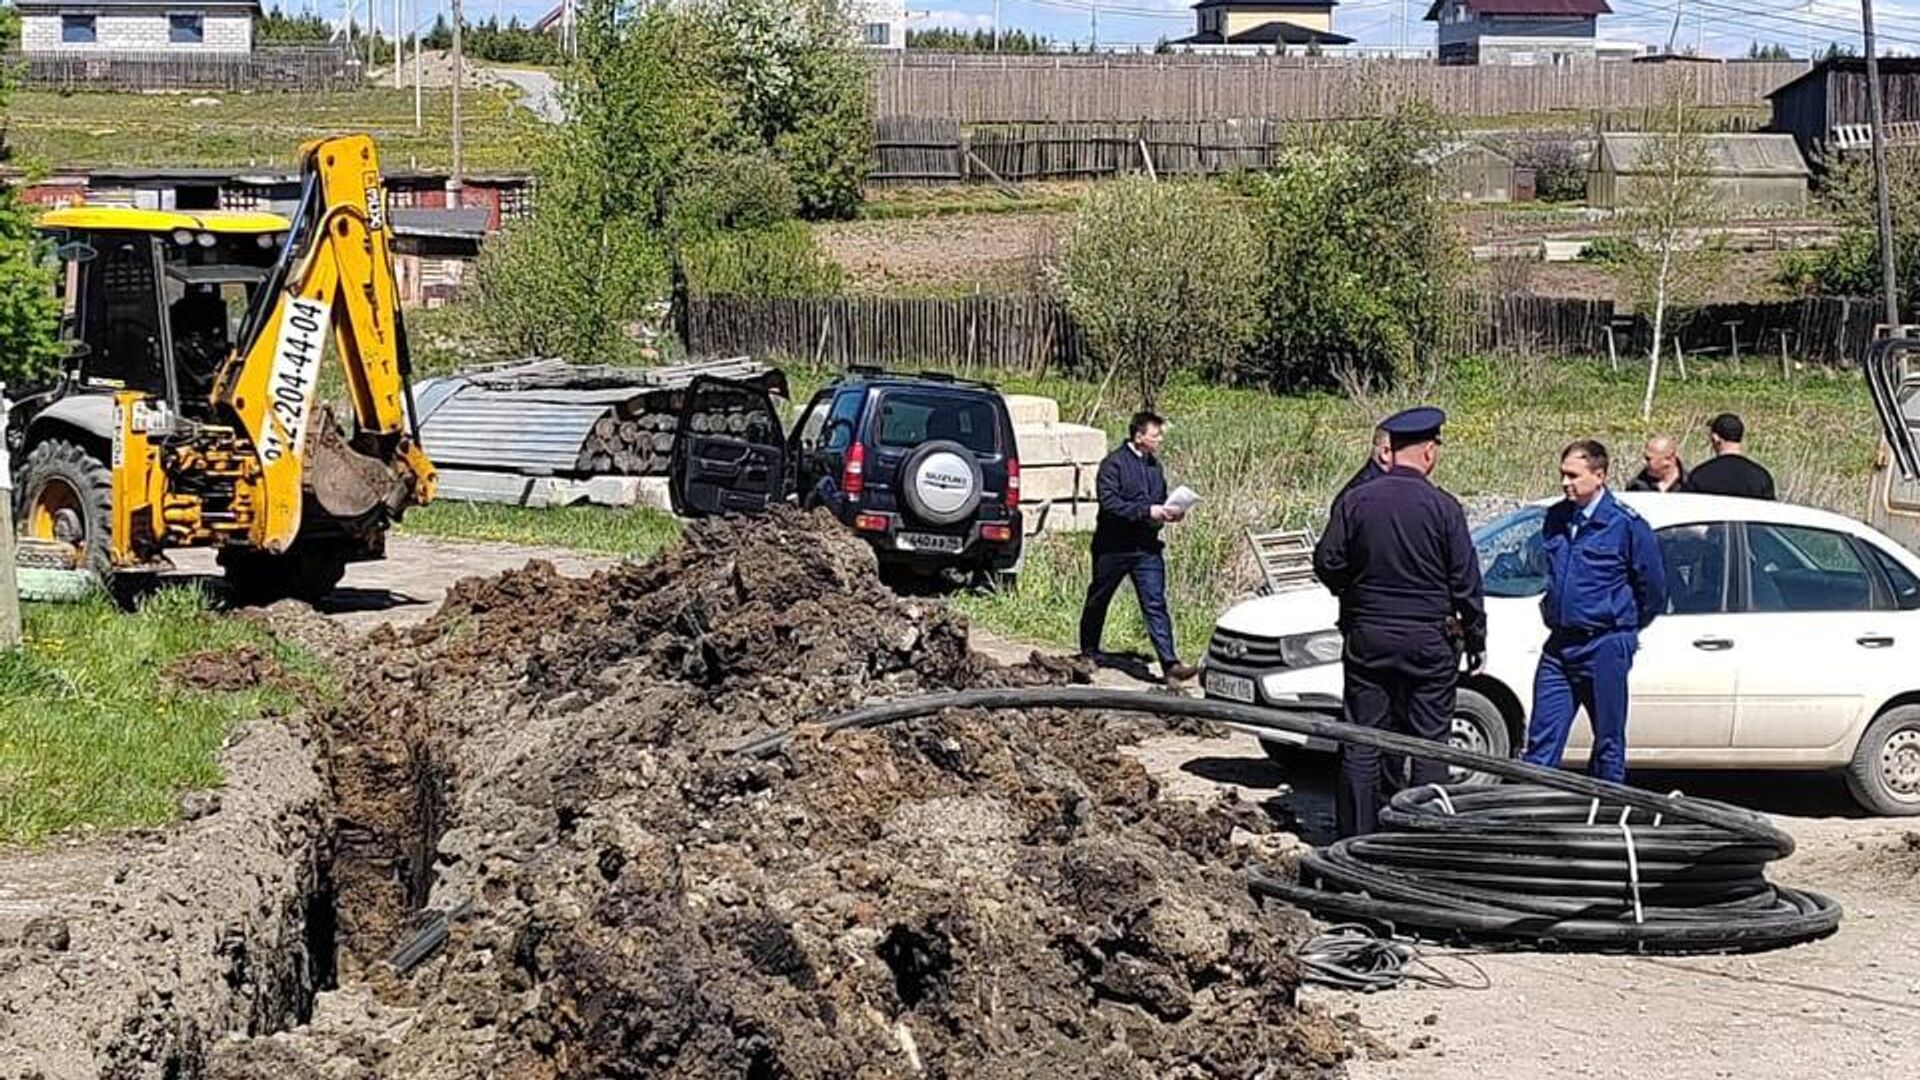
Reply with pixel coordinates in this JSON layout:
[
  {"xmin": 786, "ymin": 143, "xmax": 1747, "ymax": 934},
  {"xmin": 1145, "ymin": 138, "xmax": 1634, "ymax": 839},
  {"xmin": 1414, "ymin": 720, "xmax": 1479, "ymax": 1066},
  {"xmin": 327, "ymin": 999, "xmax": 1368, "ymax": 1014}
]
[
  {"xmin": 1603, "ymin": 86, "xmax": 1730, "ymax": 419},
  {"xmin": 0, "ymin": 8, "xmax": 63, "ymax": 390}
]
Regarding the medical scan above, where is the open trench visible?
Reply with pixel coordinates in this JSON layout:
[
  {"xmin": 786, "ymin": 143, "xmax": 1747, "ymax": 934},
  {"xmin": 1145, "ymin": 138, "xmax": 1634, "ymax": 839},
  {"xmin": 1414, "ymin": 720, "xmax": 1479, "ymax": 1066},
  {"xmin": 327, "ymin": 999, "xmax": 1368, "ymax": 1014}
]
[{"xmin": 26, "ymin": 511, "xmax": 1352, "ymax": 1079}]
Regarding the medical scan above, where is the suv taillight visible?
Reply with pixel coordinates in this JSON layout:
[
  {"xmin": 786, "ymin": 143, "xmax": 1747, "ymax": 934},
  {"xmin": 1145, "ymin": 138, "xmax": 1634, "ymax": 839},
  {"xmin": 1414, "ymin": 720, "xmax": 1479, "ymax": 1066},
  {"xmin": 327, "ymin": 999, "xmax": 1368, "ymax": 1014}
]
[
  {"xmin": 843, "ymin": 441, "xmax": 865, "ymax": 500},
  {"xmin": 1006, "ymin": 456, "xmax": 1021, "ymax": 509}
]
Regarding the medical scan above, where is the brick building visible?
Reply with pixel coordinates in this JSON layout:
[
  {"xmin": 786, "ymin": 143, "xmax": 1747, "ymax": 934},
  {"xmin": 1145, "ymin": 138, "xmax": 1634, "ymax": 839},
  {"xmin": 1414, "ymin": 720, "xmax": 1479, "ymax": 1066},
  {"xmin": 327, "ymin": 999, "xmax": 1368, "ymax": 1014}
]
[{"xmin": 15, "ymin": 0, "xmax": 260, "ymax": 55}]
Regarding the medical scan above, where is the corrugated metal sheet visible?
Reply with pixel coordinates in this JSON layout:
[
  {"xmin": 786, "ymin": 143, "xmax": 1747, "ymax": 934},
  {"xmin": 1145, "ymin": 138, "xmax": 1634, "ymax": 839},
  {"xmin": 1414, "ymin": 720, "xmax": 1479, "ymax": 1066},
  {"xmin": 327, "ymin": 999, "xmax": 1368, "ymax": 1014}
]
[
  {"xmin": 416, "ymin": 393, "xmax": 607, "ymax": 473},
  {"xmin": 409, "ymin": 357, "xmax": 782, "ymax": 478}
]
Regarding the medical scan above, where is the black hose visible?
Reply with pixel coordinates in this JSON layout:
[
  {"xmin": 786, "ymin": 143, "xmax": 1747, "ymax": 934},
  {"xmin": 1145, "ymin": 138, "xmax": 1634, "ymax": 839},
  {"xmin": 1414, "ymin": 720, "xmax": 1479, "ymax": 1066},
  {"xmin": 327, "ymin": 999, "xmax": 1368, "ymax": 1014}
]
[{"xmin": 736, "ymin": 686, "xmax": 1840, "ymax": 954}]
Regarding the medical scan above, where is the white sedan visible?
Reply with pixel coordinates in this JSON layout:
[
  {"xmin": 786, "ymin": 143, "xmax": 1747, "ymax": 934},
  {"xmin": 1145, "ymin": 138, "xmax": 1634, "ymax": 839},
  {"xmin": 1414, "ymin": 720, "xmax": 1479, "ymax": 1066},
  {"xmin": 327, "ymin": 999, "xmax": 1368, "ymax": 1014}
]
[{"xmin": 1202, "ymin": 492, "xmax": 1920, "ymax": 815}]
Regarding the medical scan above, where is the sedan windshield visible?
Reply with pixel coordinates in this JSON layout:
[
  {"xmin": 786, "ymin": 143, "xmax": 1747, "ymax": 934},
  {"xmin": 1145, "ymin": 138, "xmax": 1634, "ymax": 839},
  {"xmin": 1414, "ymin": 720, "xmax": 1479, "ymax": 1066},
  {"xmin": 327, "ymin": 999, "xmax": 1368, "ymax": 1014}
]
[{"xmin": 1474, "ymin": 505, "xmax": 1547, "ymax": 598}]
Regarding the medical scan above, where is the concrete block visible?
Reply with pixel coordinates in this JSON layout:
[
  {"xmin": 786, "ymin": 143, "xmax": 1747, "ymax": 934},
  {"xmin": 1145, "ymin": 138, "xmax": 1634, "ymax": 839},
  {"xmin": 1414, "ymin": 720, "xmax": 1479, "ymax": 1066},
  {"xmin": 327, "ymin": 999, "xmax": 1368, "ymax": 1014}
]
[
  {"xmin": 630, "ymin": 476, "xmax": 677, "ymax": 513},
  {"xmin": 1019, "ymin": 461, "xmax": 1096, "ymax": 503},
  {"xmin": 1016, "ymin": 422, "xmax": 1109, "ymax": 466},
  {"xmin": 1022, "ymin": 498, "xmax": 1099, "ymax": 535},
  {"xmin": 1541, "ymin": 239, "xmax": 1588, "ymax": 263},
  {"xmin": 1002, "ymin": 393, "xmax": 1060, "ymax": 427},
  {"xmin": 435, "ymin": 468, "xmax": 573, "ymax": 507}
]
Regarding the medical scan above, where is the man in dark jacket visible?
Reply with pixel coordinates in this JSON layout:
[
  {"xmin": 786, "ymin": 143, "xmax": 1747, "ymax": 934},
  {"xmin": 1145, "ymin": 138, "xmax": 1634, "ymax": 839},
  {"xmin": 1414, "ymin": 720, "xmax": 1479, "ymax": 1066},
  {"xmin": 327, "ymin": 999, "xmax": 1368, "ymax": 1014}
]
[
  {"xmin": 1313, "ymin": 406, "xmax": 1486, "ymax": 838},
  {"xmin": 1522, "ymin": 441, "xmax": 1669, "ymax": 784},
  {"xmin": 1080, "ymin": 411, "xmax": 1197, "ymax": 686},
  {"xmin": 1335, "ymin": 425, "xmax": 1392, "ymax": 502},
  {"xmin": 1625, "ymin": 435, "xmax": 1687, "ymax": 493},
  {"xmin": 1683, "ymin": 413, "xmax": 1775, "ymax": 500}
]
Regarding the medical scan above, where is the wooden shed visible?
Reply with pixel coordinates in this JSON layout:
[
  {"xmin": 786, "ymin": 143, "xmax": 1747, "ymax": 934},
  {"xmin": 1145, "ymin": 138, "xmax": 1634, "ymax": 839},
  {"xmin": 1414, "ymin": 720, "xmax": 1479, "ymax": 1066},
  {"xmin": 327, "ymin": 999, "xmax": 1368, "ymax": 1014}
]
[
  {"xmin": 1420, "ymin": 140, "xmax": 1521, "ymax": 203},
  {"xmin": 1767, "ymin": 57, "xmax": 1920, "ymax": 167},
  {"xmin": 1587, "ymin": 132, "xmax": 1810, "ymax": 211}
]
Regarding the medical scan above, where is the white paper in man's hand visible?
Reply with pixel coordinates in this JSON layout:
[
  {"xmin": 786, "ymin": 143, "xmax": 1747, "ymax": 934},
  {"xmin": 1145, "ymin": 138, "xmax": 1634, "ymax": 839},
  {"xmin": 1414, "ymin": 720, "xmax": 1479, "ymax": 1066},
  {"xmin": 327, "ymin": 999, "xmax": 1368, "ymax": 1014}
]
[{"xmin": 1165, "ymin": 486, "xmax": 1202, "ymax": 514}]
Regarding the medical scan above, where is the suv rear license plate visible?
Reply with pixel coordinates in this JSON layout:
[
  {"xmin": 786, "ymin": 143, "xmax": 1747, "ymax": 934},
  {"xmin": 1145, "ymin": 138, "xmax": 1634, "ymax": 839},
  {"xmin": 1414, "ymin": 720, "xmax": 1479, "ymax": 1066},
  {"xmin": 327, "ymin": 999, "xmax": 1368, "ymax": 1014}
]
[
  {"xmin": 1204, "ymin": 670, "xmax": 1256, "ymax": 703},
  {"xmin": 897, "ymin": 531, "xmax": 965, "ymax": 554}
]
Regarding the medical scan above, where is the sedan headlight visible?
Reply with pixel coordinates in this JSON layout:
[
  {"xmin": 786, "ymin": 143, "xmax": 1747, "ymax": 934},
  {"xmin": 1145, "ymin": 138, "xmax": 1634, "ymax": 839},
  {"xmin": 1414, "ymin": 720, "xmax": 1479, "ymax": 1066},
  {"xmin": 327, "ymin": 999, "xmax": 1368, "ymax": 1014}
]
[{"xmin": 1277, "ymin": 629, "xmax": 1344, "ymax": 668}]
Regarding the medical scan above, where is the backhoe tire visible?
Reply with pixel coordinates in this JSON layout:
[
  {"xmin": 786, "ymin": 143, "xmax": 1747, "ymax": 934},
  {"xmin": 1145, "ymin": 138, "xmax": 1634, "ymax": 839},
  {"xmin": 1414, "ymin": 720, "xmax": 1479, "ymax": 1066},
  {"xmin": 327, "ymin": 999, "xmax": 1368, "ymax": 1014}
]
[
  {"xmin": 15, "ymin": 438, "xmax": 116, "ymax": 579},
  {"xmin": 220, "ymin": 543, "xmax": 349, "ymax": 606}
]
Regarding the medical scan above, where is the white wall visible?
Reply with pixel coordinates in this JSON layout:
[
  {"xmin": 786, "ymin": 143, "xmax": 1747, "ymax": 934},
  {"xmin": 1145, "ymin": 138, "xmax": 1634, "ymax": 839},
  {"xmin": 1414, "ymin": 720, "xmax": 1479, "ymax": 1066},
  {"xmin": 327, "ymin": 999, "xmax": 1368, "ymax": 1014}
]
[
  {"xmin": 853, "ymin": 0, "xmax": 906, "ymax": 50},
  {"xmin": 20, "ymin": 9, "xmax": 254, "ymax": 55}
]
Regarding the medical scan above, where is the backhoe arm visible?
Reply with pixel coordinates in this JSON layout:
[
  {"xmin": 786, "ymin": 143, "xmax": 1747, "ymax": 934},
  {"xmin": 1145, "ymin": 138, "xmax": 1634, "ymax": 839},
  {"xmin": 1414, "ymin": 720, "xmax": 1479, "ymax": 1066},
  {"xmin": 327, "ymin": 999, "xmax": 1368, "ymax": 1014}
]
[{"xmin": 217, "ymin": 134, "xmax": 436, "ymax": 552}]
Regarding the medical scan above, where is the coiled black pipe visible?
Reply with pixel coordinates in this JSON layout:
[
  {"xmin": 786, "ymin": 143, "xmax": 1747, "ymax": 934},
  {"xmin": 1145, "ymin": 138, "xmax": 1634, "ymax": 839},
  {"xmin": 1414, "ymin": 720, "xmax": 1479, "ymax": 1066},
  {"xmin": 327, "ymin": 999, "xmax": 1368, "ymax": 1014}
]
[{"xmin": 736, "ymin": 686, "xmax": 1841, "ymax": 954}]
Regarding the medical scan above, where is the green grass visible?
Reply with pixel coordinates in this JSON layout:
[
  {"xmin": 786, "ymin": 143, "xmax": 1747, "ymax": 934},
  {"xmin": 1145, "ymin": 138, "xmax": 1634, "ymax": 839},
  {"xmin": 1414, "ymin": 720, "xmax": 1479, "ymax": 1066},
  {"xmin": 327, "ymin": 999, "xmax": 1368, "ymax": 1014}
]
[
  {"xmin": 381, "ymin": 343, "xmax": 1879, "ymax": 666},
  {"xmin": 949, "ymin": 356, "xmax": 1878, "ymax": 663},
  {"xmin": 8, "ymin": 86, "xmax": 535, "ymax": 171},
  {"xmin": 0, "ymin": 588, "xmax": 316, "ymax": 845},
  {"xmin": 398, "ymin": 501, "xmax": 683, "ymax": 557}
]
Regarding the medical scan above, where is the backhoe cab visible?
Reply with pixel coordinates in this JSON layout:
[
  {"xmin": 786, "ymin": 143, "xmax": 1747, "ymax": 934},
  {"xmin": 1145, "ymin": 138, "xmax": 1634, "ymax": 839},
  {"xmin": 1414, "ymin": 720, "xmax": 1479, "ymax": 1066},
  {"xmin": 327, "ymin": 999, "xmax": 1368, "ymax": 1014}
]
[{"xmin": 8, "ymin": 135, "xmax": 436, "ymax": 601}]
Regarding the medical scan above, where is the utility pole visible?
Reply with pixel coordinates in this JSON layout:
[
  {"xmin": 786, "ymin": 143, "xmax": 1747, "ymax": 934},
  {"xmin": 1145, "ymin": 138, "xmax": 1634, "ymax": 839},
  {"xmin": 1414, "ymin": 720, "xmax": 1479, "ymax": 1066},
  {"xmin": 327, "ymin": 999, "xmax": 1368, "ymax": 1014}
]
[
  {"xmin": 993, "ymin": 0, "xmax": 1001, "ymax": 51},
  {"xmin": 1090, "ymin": 1, "xmax": 1098, "ymax": 51},
  {"xmin": 451, "ymin": 0, "xmax": 464, "ymax": 199},
  {"xmin": 1664, "ymin": 0, "xmax": 1682, "ymax": 54},
  {"xmin": 1864, "ymin": 0, "xmax": 1900, "ymax": 327},
  {"xmin": 394, "ymin": 0, "xmax": 402, "ymax": 83}
]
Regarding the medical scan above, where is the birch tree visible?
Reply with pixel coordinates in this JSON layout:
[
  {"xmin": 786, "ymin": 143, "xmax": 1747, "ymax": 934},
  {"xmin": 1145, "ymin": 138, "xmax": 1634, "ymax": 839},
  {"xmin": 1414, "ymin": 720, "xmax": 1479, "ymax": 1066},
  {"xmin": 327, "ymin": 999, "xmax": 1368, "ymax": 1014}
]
[{"xmin": 1606, "ymin": 87, "xmax": 1730, "ymax": 419}]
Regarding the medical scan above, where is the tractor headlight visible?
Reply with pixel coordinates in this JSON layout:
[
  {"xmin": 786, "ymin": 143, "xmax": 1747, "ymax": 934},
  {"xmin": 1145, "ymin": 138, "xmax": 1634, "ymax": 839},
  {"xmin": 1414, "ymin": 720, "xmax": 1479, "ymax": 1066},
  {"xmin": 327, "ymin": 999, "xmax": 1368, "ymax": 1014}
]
[
  {"xmin": 171, "ymin": 229, "xmax": 194, "ymax": 246},
  {"xmin": 1277, "ymin": 630, "xmax": 1344, "ymax": 668},
  {"xmin": 196, "ymin": 232, "xmax": 216, "ymax": 247},
  {"xmin": 257, "ymin": 232, "xmax": 277, "ymax": 248}
]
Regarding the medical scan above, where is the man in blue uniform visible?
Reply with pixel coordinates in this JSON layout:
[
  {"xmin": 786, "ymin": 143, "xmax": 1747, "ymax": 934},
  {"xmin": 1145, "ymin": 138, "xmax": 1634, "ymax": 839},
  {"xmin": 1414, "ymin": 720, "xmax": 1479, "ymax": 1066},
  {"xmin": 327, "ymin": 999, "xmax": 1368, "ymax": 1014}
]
[
  {"xmin": 1080, "ymin": 410, "xmax": 1199, "ymax": 686},
  {"xmin": 1313, "ymin": 407, "xmax": 1486, "ymax": 838},
  {"xmin": 1521, "ymin": 440, "xmax": 1668, "ymax": 784}
]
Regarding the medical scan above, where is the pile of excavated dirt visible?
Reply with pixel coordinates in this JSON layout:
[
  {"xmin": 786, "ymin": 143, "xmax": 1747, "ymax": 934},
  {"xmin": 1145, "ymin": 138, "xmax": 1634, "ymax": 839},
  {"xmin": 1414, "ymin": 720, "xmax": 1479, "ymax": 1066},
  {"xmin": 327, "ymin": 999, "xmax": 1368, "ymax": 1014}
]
[{"xmin": 213, "ymin": 508, "xmax": 1345, "ymax": 1078}]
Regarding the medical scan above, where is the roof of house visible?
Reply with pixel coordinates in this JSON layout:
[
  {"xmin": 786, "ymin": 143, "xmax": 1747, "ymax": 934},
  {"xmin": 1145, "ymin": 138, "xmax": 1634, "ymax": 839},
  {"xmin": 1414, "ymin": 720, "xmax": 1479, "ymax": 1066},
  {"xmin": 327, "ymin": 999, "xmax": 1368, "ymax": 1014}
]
[
  {"xmin": 1422, "ymin": 0, "xmax": 1609, "ymax": 20},
  {"xmin": 1597, "ymin": 132, "xmax": 1810, "ymax": 178},
  {"xmin": 15, "ymin": 0, "xmax": 262, "ymax": 9},
  {"xmin": 1765, "ymin": 57, "xmax": 1920, "ymax": 100},
  {"xmin": 1190, "ymin": 0, "xmax": 1337, "ymax": 10},
  {"xmin": 1175, "ymin": 20, "xmax": 1355, "ymax": 45}
]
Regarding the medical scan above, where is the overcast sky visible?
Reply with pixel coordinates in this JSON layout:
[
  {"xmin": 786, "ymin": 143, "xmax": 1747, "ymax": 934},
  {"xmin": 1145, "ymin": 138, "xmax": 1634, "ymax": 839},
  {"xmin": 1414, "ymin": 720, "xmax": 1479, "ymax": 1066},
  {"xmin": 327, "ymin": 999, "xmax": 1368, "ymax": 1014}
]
[{"xmin": 290, "ymin": 0, "xmax": 1895, "ymax": 58}]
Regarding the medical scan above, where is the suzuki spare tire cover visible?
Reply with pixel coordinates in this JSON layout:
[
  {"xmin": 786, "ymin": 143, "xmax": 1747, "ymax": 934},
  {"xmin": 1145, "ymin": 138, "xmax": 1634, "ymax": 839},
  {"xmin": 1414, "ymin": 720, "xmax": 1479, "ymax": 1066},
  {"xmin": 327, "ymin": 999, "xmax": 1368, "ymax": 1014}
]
[{"xmin": 899, "ymin": 439, "xmax": 984, "ymax": 526}]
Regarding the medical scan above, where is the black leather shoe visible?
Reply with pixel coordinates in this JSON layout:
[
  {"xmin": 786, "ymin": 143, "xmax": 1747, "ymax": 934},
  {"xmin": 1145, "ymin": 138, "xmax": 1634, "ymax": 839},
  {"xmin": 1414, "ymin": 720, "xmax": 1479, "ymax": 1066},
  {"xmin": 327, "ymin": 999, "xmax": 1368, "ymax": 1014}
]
[{"xmin": 1163, "ymin": 662, "xmax": 1199, "ymax": 684}]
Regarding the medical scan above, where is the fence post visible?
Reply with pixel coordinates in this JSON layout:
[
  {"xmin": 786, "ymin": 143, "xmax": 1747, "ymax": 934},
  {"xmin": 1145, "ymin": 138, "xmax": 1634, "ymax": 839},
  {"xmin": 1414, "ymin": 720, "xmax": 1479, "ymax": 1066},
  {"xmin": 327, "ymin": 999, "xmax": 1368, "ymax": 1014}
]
[
  {"xmin": 1673, "ymin": 337, "xmax": 1688, "ymax": 382},
  {"xmin": 1604, "ymin": 324, "xmax": 1619, "ymax": 374},
  {"xmin": 1777, "ymin": 329, "xmax": 1791, "ymax": 381}
]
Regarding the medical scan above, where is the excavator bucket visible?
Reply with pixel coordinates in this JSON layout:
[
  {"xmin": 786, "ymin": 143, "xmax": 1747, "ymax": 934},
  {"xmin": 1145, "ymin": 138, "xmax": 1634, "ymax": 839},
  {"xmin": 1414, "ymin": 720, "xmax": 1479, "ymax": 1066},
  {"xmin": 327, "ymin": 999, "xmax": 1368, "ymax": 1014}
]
[{"xmin": 1867, "ymin": 337, "xmax": 1920, "ymax": 480}]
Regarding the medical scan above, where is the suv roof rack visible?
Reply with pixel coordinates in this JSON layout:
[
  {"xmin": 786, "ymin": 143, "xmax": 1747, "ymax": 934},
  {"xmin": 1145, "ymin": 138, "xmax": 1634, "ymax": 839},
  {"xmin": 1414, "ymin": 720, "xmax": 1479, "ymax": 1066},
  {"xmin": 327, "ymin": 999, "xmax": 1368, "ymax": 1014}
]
[{"xmin": 836, "ymin": 364, "xmax": 999, "ymax": 391}]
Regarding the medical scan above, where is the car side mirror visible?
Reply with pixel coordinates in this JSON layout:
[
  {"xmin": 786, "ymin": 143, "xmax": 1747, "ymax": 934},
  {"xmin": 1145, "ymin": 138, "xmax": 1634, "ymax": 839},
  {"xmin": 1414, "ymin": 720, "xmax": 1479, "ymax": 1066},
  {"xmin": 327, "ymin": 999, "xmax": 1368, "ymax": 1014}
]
[{"xmin": 55, "ymin": 240, "xmax": 96, "ymax": 264}]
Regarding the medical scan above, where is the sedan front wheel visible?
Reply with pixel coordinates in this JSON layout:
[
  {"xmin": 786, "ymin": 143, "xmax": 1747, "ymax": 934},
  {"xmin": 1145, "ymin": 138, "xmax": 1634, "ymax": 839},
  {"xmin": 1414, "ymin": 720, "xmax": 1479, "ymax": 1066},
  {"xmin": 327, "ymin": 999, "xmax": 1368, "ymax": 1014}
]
[{"xmin": 1847, "ymin": 705, "xmax": 1920, "ymax": 816}]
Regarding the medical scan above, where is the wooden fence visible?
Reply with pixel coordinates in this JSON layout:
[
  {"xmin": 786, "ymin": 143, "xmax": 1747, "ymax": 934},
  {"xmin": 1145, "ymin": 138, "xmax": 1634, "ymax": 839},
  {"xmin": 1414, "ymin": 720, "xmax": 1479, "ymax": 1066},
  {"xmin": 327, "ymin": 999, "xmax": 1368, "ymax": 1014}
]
[
  {"xmin": 871, "ymin": 55, "xmax": 1808, "ymax": 124},
  {"xmin": 688, "ymin": 292, "xmax": 1879, "ymax": 374},
  {"xmin": 5, "ymin": 46, "xmax": 362, "ymax": 92},
  {"xmin": 873, "ymin": 117, "xmax": 1293, "ymax": 184}
]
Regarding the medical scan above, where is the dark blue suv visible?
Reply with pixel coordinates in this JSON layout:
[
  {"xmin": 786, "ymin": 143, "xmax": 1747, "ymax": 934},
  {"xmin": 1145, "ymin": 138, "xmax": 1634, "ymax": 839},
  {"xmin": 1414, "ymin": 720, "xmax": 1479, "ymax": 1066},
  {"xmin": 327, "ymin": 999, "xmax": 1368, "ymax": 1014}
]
[{"xmin": 668, "ymin": 367, "xmax": 1023, "ymax": 583}]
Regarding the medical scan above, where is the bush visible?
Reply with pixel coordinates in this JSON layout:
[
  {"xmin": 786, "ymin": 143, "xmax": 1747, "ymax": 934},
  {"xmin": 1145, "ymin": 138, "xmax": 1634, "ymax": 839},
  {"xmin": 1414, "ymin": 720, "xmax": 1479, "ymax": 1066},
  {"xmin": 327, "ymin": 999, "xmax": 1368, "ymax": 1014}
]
[
  {"xmin": 1776, "ymin": 149, "xmax": 1920, "ymax": 312},
  {"xmin": 1515, "ymin": 139, "xmax": 1588, "ymax": 203},
  {"xmin": 0, "ymin": 9, "xmax": 62, "ymax": 389},
  {"xmin": 684, "ymin": 220, "xmax": 845, "ymax": 297},
  {"xmin": 1233, "ymin": 108, "xmax": 1467, "ymax": 390},
  {"xmin": 707, "ymin": 0, "xmax": 873, "ymax": 220},
  {"xmin": 1057, "ymin": 178, "xmax": 1261, "ymax": 409}
]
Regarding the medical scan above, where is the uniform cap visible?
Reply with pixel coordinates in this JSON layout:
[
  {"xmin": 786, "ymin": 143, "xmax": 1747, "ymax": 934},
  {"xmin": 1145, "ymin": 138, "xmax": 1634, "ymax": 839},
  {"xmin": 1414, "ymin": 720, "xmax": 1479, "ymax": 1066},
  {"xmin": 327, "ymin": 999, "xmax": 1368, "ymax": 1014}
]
[{"xmin": 1380, "ymin": 406, "xmax": 1446, "ymax": 447}]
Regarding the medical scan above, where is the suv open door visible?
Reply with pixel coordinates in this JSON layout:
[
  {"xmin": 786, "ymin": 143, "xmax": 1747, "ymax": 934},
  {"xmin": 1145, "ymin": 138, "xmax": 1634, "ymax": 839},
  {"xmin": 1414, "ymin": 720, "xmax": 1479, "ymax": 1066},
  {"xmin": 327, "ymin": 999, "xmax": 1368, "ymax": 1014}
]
[
  {"xmin": 668, "ymin": 375, "xmax": 788, "ymax": 517},
  {"xmin": 1867, "ymin": 338, "xmax": 1920, "ymax": 553}
]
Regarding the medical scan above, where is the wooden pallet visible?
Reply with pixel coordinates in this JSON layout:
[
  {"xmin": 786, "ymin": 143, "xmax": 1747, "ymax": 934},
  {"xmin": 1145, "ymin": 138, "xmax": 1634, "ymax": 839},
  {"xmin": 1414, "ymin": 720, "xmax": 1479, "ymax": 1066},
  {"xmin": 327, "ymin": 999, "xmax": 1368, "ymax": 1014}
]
[{"xmin": 1246, "ymin": 527, "xmax": 1317, "ymax": 595}]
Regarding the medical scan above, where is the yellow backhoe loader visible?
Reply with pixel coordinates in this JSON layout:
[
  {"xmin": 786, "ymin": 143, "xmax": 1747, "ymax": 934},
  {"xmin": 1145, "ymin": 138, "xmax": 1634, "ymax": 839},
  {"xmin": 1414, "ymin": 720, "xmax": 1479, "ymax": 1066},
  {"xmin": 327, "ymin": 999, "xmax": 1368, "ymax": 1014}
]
[{"xmin": 6, "ymin": 134, "xmax": 436, "ymax": 601}]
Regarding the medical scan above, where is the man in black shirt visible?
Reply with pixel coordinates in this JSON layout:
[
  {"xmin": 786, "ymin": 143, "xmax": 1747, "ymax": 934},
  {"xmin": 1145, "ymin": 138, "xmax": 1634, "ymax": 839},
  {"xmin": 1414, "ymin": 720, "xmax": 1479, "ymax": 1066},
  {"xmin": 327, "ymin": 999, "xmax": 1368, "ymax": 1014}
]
[
  {"xmin": 1683, "ymin": 413, "xmax": 1776, "ymax": 500},
  {"xmin": 1080, "ymin": 410, "xmax": 1198, "ymax": 686}
]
